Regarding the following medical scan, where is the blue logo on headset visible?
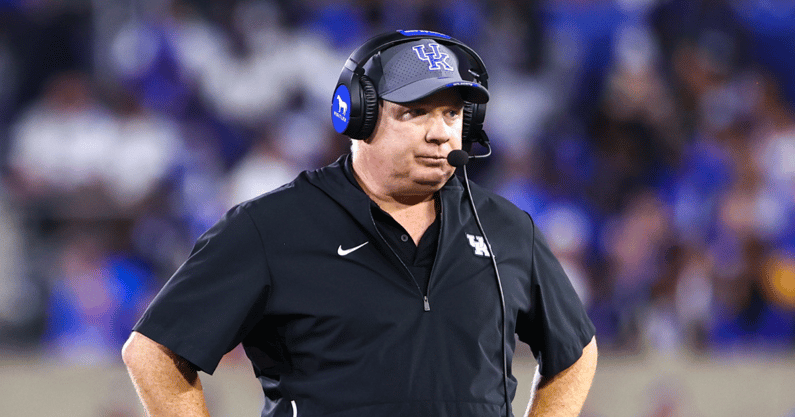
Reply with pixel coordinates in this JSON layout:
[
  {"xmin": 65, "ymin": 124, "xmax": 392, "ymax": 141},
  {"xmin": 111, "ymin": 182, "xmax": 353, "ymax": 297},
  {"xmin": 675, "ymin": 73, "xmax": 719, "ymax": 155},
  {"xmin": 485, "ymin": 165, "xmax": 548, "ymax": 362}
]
[{"xmin": 332, "ymin": 84, "xmax": 351, "ymax": 133}]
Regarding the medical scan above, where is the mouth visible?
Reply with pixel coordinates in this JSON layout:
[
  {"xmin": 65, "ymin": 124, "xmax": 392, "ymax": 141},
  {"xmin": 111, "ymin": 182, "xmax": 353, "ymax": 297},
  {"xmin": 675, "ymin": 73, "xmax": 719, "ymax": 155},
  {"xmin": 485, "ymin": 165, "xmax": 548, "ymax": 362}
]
[
  {"xmin": 416, "ymin": 155, "xmax": 448, "ymax": 166},
  {"xmin": 416, "ymin": 155, "xmax": 446, "ymax": 161}
]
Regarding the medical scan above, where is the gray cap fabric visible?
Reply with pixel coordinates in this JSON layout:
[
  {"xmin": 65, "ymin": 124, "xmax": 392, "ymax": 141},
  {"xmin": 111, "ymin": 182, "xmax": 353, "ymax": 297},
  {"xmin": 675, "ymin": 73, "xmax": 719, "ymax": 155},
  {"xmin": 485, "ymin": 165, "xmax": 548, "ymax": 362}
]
[{"xmin": 364, "ymin": 39, "xmax": 489, "ymax": 104}]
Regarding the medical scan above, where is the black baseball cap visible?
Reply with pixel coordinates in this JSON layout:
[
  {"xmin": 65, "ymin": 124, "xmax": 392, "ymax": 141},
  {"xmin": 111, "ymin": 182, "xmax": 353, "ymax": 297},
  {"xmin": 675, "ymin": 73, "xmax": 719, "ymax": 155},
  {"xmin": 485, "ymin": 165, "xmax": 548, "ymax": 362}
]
[{"xmin": 363, "ymin": 39, "xmax": 489, "ymax": 104}]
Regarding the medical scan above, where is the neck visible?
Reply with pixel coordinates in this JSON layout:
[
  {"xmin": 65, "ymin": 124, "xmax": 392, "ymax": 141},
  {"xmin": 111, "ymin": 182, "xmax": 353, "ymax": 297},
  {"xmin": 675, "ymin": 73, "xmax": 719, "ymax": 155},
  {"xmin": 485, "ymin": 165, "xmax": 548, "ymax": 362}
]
[
  {"xmin": 352, "ymin": 164, "xmax": 434, "ymax": 210},
  {"xmin": 351, "ymin": 154, "xmax": 438, "ymax": 211},
  {"xmin": 351, "ymin": 157, "xmax": 439, "ymax": 245}
]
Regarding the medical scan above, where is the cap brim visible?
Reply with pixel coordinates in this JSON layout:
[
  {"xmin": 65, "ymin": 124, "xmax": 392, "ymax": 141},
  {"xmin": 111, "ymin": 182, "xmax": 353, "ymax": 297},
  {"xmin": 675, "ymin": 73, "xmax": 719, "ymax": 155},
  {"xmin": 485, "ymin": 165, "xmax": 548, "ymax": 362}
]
[{"xmin": 380, "ymin": 78, "xmax": 489, "ymax": 104}]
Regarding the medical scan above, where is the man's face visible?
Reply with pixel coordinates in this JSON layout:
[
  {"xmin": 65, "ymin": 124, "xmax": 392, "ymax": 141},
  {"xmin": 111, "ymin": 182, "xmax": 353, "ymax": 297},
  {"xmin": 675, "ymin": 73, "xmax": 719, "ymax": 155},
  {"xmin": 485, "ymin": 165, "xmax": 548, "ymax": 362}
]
[{"xmin": 356, "ymin": 89, "xmax": 464, "ymax": 196}]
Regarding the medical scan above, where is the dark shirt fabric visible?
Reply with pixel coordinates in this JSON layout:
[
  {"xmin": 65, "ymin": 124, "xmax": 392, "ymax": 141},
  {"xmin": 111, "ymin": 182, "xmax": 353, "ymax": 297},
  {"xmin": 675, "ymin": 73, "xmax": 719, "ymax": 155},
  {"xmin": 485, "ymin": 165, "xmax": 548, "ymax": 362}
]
[
  {"xmin": 133, "ymin": 153, "xmax": 595, "ymax": 417},
  {"xmin": 371, "ymin": 206, "xmax": 439, "ymax": 294}
]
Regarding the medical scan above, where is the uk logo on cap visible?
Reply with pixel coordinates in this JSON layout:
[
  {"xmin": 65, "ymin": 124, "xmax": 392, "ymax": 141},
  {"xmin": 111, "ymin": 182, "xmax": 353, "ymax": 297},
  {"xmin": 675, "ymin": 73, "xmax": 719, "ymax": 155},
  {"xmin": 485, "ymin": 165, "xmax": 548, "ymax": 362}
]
[{"xmin": 413, "ymin": 43, "xmax": 454, "ymax": 71}]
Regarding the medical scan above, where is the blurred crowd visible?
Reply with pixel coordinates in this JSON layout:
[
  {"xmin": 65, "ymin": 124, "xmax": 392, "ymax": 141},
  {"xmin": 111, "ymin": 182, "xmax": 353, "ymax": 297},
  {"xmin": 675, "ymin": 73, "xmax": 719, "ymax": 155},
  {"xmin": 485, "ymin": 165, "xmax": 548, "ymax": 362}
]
[{"xmin": 0, "ymin": 0, "xmax": 793, "ymax": 365}]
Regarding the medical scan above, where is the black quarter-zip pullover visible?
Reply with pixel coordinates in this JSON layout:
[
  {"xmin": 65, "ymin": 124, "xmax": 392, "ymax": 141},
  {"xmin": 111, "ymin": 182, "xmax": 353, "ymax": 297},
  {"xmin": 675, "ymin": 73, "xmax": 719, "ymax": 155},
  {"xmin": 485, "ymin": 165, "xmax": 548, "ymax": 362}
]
[{"xmin": 133, "ymin": 153, "xmax": 595, "ymax": 417}]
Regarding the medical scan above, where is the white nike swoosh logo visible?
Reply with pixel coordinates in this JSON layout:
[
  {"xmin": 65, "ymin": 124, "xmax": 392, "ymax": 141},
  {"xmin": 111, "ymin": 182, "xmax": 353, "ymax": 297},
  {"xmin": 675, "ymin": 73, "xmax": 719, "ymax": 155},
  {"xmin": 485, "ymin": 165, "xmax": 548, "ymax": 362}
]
[{"xmin": 337, "ymin": 241, "xmax": 369, "ymax": 256}]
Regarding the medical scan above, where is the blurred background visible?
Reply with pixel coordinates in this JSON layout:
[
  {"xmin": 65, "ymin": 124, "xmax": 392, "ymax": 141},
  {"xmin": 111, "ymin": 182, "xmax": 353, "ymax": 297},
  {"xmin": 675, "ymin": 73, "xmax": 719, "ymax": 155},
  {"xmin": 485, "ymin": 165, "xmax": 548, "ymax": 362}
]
[{"xmin": 0, "ymin": 0, "xmax": 793, "ymax": 416}]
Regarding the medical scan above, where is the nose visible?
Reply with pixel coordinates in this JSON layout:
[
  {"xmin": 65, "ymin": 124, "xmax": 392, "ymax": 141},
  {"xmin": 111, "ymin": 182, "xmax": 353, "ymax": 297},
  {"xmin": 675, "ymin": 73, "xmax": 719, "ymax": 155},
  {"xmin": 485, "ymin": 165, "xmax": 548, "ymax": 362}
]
[{"xmin": 425, "ymin": 111, "xmax": 454, "ymax": 144}]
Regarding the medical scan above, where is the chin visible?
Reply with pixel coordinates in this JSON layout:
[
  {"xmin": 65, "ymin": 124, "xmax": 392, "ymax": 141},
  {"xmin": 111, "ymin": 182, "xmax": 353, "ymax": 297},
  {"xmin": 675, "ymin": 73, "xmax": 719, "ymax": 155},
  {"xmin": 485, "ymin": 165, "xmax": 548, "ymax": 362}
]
[{"xmin": 412, "ymin": 170, "xmax": 453, "ymax": 189}]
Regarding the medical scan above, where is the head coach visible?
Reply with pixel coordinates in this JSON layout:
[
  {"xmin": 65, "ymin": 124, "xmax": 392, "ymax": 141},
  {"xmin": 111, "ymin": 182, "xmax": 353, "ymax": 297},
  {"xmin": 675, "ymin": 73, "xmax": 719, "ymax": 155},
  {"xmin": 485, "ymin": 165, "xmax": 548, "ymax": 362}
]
[{"xmin": 122, "ymin": 29, "xmax": 597, "ymax": 417}]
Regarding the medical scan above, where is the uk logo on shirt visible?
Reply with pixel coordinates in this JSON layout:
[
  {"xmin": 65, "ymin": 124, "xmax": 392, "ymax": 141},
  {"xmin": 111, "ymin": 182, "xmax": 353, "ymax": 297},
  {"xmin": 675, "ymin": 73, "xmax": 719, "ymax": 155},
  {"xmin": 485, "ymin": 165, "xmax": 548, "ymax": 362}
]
[
  {"xmin": 413, "ymin": 43, "xmax": 454, "ymax": 71},
  {"xmin": 466, "ymin": 234, "xmax": 490, "ymax": 257}
]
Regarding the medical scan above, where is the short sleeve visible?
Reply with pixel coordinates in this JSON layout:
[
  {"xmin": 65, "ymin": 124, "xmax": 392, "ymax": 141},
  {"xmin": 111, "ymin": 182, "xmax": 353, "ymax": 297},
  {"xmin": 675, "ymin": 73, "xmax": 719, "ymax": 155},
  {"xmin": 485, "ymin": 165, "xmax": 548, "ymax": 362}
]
[
  {"xmin": 517, "ymin": 216, "xmax": 595, "ymax": 378},
  {"xmin": 133, "ymin": 204, "xmax": 270, "ymax": 374}
]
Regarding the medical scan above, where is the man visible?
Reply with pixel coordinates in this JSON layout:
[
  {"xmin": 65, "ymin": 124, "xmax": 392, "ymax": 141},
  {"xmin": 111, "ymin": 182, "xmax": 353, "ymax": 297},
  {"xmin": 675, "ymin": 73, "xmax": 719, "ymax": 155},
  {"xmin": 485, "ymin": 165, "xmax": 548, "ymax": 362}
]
[{"xmin": 122, "ymin": 31, "xmax": 597, "ymax": 417}]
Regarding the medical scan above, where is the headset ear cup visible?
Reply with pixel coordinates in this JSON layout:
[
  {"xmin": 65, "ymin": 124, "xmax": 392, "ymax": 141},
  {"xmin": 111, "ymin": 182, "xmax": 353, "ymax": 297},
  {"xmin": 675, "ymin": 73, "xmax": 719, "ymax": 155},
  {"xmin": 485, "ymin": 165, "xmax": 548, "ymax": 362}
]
[
  {"xmin": 462, "ymin": 102, "xmax": 476, "ymax": 151},
  {"xmin": 462, "ymin": 102, "xmax": 487, "ymax": 152},
  {"xmin": 351, "ymin": 75, "xmax": 379, "ymax": 140}
]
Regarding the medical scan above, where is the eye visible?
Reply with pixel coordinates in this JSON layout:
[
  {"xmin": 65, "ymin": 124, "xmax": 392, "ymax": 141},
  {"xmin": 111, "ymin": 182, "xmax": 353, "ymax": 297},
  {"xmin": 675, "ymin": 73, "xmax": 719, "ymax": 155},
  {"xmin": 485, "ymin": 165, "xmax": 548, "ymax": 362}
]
[
  {"xmin": 398, "ymin": 108, "xmax": 426, "ymax": 120},
  {"xmin": 444, "ymin": 106, "xmax": 464, "ymax": 120},
  {"xmin": 409, "ymin": 108, "xmax": 428, "ymax": 117},
  {"xmin": 447, "ymin": 109, "xmax": 462, "ymax": 118}
]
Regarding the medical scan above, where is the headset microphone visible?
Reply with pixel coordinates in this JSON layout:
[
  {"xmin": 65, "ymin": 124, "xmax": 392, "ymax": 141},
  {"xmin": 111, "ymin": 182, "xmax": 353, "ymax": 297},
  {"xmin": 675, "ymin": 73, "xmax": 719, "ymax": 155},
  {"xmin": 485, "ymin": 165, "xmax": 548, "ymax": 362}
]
[
  {"xmin": 447, "ymin": 130, "xmax": 493, "ymax": 168},
  {"xmin": 447, "ymin": 150, "xmax": 469, "ymax": 168}
]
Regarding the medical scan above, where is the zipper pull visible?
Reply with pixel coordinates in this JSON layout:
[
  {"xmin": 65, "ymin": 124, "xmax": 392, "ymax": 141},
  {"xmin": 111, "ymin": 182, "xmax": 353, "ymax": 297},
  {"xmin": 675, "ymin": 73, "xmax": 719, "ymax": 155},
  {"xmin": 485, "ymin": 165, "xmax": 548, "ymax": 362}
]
[{"xmin": 423, "ymin": 296, "xmax": 430, "ymax": 311}]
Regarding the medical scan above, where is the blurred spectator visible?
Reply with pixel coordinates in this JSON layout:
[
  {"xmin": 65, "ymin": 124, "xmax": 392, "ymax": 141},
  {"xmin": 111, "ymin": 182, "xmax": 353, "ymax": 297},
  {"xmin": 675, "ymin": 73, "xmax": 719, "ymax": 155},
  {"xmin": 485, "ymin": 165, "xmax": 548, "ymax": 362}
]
[
  {"xmin": 225, "ymin": 129, "xmax": 301, "ymax": 206},
  {"xmin": 537, "ymin": 202, "xmax": 594, "ymax": 308},
  {"xmin": 764, "ymin": 252, "xmax": 795, "ymax": 313},
  {"xmin": 0, "ymin": 17, "xmax": 20, "ymax": 130},
  {"xmin": 7, "ymin": 72, "xmax": 119, "ymax": 209},
  {"xmin": 709, "ymin": 238, "xmax": 795, "ymax": 352},
  {"xmin": 7, "ymin": 72, "xmax": 180, "ymax": 216},
  {"xmin": 749, "ymin": 71, "xmax": 795, "ymax": 250},
  {"xmin": 42, "ymin": 226, "xmax": 157, "ymax": 364},
  {"xmin": 729, "ymin": 0, "xmax": 795, "ymax": 105},
  {"xmin": 601, "ymin": 190, "xmax": 673, "ymax": 350},
  {"xmin": 0, "ymin": 189, "xmax": 46, "ymax": 350}
]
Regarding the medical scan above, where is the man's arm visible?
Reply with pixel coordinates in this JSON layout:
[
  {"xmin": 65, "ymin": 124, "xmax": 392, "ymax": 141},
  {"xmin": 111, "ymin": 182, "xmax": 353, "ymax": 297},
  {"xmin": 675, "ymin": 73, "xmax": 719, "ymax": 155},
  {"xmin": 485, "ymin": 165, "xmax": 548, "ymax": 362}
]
[
  {"xmin": 122, "ymin": 331, "xmax": 211, "ymax": 417},
  {"xmin": 524, "ymin": 336, "xmax": 597, "ymax": 417}
]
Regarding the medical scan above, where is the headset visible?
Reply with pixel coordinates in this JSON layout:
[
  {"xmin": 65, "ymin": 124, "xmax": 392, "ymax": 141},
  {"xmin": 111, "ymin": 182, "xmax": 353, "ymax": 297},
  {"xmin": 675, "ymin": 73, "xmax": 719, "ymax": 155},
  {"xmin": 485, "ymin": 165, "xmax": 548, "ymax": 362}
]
[
  {"xmin": 333, "ymin": 30, "xmax": 511, "ymax": 417},
  {"xmin": 331, "ymin": 30, "xmax": 490, "ymax": 153}
]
